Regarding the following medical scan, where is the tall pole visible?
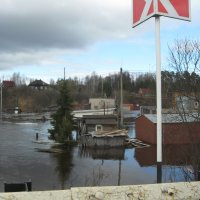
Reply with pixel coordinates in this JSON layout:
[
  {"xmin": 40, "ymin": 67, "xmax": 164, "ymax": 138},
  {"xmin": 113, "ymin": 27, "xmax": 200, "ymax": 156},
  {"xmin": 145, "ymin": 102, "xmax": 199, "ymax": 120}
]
[
  {"xmin": 64, "ymin": 67, "xmax": 66, "ymax": 80},
  {"xmin": 101, "ymin": 78, "xmax": 104, "ymax": 97},
  {"xmin": 155, "ymin": 15, "xmax": 162, "ymax": 180},
  {"xmin": 120, "ymin": 68, "xmax": 123, "ymax": 128},
  {"xmin": 0, "ymin": 82, "xmax": 2, "ymax": 121}
]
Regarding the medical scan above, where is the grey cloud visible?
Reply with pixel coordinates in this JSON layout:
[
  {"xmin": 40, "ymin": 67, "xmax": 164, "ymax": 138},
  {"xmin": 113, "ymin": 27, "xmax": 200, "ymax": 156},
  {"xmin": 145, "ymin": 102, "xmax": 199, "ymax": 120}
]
[
  {"xmin": 1, "ymin": 0, "xmax": 197, "ymax": 71},
  {"xmin": 0, "ymin": 0, "xmax": 131, "ymax": 53},
  {"xmin": 0, "ymin": 49, "xmax": 66, "ymax": 70}
]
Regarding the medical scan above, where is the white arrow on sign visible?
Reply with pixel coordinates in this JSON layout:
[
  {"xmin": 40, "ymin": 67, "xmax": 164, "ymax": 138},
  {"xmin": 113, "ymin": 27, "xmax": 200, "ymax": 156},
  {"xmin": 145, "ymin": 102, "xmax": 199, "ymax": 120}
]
[
  {"xmin": 133, "ymin": 0, "xmax": 190, "ymax": 27},
  {"xmin": 159, "ymin": 0, "xmax": 178, "ymax": 16},
  {"xmin": 141, "ymin": 0, "xmax": 153, "ymax": 20}
]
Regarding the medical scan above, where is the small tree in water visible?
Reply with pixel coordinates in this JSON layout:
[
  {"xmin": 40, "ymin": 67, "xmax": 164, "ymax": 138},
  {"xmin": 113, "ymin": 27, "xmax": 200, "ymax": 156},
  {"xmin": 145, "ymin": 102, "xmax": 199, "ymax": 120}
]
[{"xmin": 48, "ymin": 80, "xmax": 74, "ymax": 143}]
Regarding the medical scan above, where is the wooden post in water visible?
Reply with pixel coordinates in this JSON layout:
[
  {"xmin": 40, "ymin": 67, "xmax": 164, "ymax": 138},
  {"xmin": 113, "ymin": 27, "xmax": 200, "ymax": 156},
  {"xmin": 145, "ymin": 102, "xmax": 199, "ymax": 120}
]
[{"xmin": 118, "ymin": 160, "xmax": 121, "ymax": 186}]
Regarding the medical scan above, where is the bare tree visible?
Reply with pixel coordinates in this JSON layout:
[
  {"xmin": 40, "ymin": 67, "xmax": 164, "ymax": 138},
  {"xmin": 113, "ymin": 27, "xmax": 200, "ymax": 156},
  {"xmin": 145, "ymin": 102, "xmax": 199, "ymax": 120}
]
[
  {"xmin": 11, "ymin": 72, "xmax": 27, "ymax": 86},
  {"xmin": 168, "ymin": 39, "xmax": 200, "ymax": 117},
  {"xmin": 168, "ymin": 39, "xmax": 200, "ymax": 73},
  {"xmin": 167, "ymin": 38, "xmax": 200, "ymax": 181}
]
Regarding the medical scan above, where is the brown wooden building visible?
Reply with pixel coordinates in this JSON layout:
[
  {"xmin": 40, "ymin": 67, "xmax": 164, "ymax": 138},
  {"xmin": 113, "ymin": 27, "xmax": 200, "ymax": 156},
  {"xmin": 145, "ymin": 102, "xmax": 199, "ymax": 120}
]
[
  {"xmin": 3, "ymin": 80, "xmax": 15, "ymax": 88},
  {"xmin": 135, "ymin": 114, "xmax": 200, "ymax": 144},
  {"xmin": 79, "ymin": 114, "xmax": 118, "ymax": 133}
]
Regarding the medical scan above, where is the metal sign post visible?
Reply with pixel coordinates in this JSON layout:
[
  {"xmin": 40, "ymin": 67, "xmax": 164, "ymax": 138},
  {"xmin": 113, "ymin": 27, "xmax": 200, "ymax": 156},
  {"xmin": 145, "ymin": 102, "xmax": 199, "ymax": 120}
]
[
  {"xmin": 132, "ymin": 0, "xmax": 191, "ymax": 180},
  {"xmin": 155, "ymin": 15, "xmax": 162, "ymax": 182},
  {"xmin": 155, "ymin": 15, "xmax": 162, "ymax": 164}
]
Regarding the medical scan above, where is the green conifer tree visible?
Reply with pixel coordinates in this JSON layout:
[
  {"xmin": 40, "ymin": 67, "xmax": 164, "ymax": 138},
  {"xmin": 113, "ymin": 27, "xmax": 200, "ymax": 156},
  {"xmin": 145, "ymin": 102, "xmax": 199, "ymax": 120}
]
[{"xmin": 48, "ymin": 80, "xmax": 74, "ymax": 142}]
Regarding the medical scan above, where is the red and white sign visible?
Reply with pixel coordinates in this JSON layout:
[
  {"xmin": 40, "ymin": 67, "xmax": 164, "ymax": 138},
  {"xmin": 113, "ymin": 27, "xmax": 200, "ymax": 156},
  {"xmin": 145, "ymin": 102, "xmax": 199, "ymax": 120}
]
[{"xmin": 133, "ymin": 0, "xmax": 191, "ymax": 27}]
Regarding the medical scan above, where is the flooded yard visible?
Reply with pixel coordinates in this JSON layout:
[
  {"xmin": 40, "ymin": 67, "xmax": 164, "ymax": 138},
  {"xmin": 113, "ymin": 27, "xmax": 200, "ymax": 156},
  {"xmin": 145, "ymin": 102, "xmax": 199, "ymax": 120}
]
[{"xmin": 0, "ymin": 121, "xmax": 198, "ymax": 191}]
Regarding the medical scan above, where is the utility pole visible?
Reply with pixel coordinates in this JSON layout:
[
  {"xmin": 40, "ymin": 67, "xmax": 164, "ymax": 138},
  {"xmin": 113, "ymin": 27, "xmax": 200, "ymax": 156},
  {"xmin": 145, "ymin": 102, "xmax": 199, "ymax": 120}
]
[
  {"xmin": 120, "ymin": 68, "xmax": 123, "ymax": 128},
  {"xmin": 64, "ymin": 67, "xmax": 66, "ymax": 80},
  {"xmin": 101, "ymin": 78, "xmax": 104, "ymax": 97},
  {"xmin": 0, "ymin": 81, "xmax": 2, "ymax": 121}
]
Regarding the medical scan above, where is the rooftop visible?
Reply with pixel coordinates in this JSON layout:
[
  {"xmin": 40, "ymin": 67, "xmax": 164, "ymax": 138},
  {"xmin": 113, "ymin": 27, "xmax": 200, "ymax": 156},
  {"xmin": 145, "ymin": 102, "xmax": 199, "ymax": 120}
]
[
  {"xmin": 144, "ymin": 113, "xmax": 200, "ymax": 124},
  {"xmin": 29, "ymin": 79, "xmax": 48, "ymax": 87}
]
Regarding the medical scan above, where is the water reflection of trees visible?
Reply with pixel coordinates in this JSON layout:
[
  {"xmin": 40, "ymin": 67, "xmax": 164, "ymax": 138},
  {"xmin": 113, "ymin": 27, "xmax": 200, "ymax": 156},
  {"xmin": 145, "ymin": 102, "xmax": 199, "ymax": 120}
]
[
  {"xmin": 135, "ymin": 144, "xmax": 200, "ymax": 182},
  {"xmin": 84, "ymin": 164, "xmax": 108, "ymax": 187},
  {"xmin": 79, "ymin": 147, "xmax": 125, "ymax": 186},
  {"xmin": 51, "ymin": 146, "xmax": 74, "ymax": 189}
]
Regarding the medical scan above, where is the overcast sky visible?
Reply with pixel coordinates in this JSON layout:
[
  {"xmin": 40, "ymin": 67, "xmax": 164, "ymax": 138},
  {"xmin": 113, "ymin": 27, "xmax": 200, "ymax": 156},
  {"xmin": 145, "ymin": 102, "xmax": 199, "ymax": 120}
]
[{"xmin": 0, "ymin": 0, "xmax": 199, "ymax": 83}]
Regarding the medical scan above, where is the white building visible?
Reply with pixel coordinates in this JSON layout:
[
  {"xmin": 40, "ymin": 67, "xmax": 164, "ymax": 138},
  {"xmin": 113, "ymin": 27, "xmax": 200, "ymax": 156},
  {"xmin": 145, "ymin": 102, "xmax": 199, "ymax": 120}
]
[
  {"xmin": 176, "ymin": 96, "xmax": 199, "ymax": 112},
  {"xmin": 89, "ymin": 98, "xmax": 115, "ymax": 110}
]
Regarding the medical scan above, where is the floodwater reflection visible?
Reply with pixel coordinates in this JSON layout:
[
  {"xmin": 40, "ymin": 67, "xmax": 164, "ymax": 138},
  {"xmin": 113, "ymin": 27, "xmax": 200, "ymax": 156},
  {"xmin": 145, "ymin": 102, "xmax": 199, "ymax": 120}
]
[
  {"xmin": 135, "ymin": 144, "xmax": 200, "ymax": 182},
  {"xmin": 51, "ymin": 146, "xmax": 74, "ymax": 189},
  {"xmin": 78, "ymin": 147, "xmax": 126, "ymax": 186}
]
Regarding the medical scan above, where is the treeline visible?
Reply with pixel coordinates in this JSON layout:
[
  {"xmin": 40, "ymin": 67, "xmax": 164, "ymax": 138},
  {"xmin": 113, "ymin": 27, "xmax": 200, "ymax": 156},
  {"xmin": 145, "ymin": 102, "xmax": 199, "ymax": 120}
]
[
  {"xmin": 2, "ymin": 85, "xmax": 58, "ymax": 112},
  {"xmin": 2, "ymin": 69, "xmax": 200, "ymax": 113},
  {"xmin": 68, "ymin": 70, "xmax": 200, "ymax": 108},
  {"xmin": 67, "ymin": 71, "xmax": 155, "ymax": 99},
  {"xmin": 1, "ymin": 71, "xmax": 157, "ymax": 112},
  {"xmin": 161, "ymin": 71, "xmax": 200, "ymax": 96}
]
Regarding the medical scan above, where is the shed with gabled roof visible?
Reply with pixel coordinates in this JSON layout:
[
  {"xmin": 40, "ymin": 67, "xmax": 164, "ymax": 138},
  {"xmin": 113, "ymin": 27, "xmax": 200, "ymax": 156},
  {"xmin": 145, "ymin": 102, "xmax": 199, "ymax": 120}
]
[
  {"xmin": 135, "ymin": 114, "xmax": 200, "ymax": 144},
  {"xmin": 81, "ymin": 114, "xmax": 118, "ymax": 133}
]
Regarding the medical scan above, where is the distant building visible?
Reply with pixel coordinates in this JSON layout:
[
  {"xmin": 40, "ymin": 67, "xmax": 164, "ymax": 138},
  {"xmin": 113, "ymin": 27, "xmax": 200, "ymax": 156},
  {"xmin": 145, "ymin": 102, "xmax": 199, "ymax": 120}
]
[
  {"xmin": 89, "ymin": 98, "xmax": 115, "ymax": 110},
  {"xmin": 3, "ymin": 81, "xmax": 15, "ymax": 88},
  {"xmin": 28, "ymin": 79, "xmax": 48, "ymax": 90},
  {"xmin": 136, "ymin": 114, "xmax": 200, "ymax": 144},
  {"xmin": 140, "ymin": 106, "xmax": 156, "ymax": 115},
  {"xmin": 172, "ymin": 92, "xmax": 199, "ymax": 112},
  {"xmin": 176, "ymin": 96, "xmax": 199, "ymax": 112}
]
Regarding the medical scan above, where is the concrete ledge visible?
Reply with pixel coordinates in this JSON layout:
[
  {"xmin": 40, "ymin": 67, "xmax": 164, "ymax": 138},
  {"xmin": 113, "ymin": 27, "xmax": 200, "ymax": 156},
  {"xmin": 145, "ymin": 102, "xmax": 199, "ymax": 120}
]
[
  {"xmin": 0, "ymin": 182, "xmax": 200, "ymax": 200},
  {"xmin": 0, "ymin": 190, "xmax": 71, "ymax": 200}
]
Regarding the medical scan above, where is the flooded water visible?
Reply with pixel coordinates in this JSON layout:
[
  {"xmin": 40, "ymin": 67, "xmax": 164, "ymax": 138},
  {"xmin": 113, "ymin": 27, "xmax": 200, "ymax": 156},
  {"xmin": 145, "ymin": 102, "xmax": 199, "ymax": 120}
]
[{"xmin": 0, "ymin": 121, "xmax": 198, "ymax": 191}]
